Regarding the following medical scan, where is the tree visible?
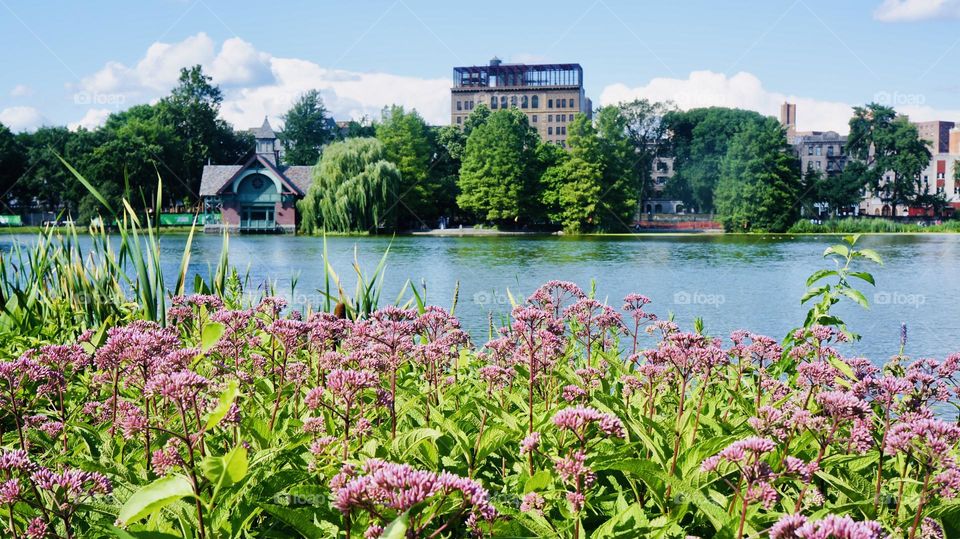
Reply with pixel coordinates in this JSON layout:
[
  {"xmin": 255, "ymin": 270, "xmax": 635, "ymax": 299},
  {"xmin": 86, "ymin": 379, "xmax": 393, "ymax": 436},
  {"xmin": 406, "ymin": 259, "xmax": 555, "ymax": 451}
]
[
  {"xmin": 0, "ymin": 123, "xmax": 26, "ymax": 211},
  {"xmin": 663, "ymin": 107, "xmax": 768, "ymax": 212},
  {"xmin": 298, "ymin": 137, "xmax": 400, "ymax": 234},
  {"xmin": 375, "ymin": 106, "xmax": 437, "ymax": 227},
  {"xmin": 539, "ymin": 116, "xmax": 604, "ymax": 232},
  {"xmin": 846, "ymin": 103, "xmax": 932, "ymax": 216},
  {"xmin": 594, "ymin": 107, "xmax": 641, "ymax": 230},
  {"xmin": 17, "ymin": 126, "xmax": 89, "ymax": 215},
  {"xmin": 156, "ymin": 65, "xmax": 250, "ymax": 203},
  {"xmin": 714, "ymin": 119, "xmax": 802, "ymax": 232},
  {"xmin": 279, "ymin": 90, "xmax": 332, "ymax": 166},
  {"xmin": 617, "ymin": 99, "xmax": 675, "ymax": 208},
  {"xmin": 457, "ymin": 109, "xmax": 539, "ymax": 225}
]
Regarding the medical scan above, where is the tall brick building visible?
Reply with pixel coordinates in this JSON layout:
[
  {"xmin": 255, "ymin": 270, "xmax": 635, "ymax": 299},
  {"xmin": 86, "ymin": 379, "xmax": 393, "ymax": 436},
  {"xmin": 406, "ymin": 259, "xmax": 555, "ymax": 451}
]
[{"xmin": 451, "ymin": 58, "xmax": 591, "ymax": 148}]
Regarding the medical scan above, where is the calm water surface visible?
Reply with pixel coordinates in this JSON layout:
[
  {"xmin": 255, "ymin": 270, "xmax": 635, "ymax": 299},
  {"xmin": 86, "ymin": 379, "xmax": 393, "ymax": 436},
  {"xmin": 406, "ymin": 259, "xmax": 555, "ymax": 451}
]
[{"xmin": 3, "ymin": 233, "xmax": 958, "ymax": 362}]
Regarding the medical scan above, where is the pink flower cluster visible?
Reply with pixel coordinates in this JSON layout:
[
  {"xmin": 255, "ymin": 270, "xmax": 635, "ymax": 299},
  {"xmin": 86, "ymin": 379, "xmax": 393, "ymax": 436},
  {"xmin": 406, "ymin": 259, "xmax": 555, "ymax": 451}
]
[
  {"xmin": 330, "ymin": 459, "xmax": 496, "ymax": 533},
  {"xmin": 770, "ymin": 514, "xmax": 884, "ymax": 539},
  {"xmin": 552, "ymin": 406, "xmax": 626, "ymax": 440}
]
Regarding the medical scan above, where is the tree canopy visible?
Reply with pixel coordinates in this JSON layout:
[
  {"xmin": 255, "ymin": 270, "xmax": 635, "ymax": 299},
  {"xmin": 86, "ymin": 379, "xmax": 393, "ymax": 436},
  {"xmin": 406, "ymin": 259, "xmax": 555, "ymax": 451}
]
[
  {"xmin": 279, "ymin": 90, "xmax": 333, "ymax": 166},
  {"xmin": 298, "ymin": 137, "xmax": 401, "ymax": 234},
  {"xmin": 457, "ymin": 108, "xmax": 539, "ymax": 225},
  {"xmin": 714, "ymin": 119, "xmax": 801, "ymax": 232},
  {"xmin": 662, "ymin": 107, "xmax": 769, "ymax": 212},
  {"xmin": 846, "ymin": 103, "xmax": 933, "ymax": 215}
]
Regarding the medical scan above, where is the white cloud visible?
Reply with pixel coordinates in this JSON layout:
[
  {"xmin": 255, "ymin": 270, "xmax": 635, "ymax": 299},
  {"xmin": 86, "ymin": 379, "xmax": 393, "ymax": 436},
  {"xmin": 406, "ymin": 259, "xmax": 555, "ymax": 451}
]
[
  {"xmin": 220, "ymin": 58, "xmax": 450, "ymax": 129},
  {"xmin": 600, "ymin": 70, "xmax": 855, "ymax": 133},
  {"xmin": 9, "ymin": 84, "xmax": 33, "ymax": 98},
  {"xmin": 874, "ymin": 0, "xmax": 960, "ymax": 21},
  {"xmin": 0, "ymin": 106, "xmax": 46, "ymax": 132},
  {"xmin": 74, "ymin": 33, "xmax": 449, "ymax": 128},
  {"xmin": 68, "ymin": 108, "xmax": 112, "ymax": 131}
]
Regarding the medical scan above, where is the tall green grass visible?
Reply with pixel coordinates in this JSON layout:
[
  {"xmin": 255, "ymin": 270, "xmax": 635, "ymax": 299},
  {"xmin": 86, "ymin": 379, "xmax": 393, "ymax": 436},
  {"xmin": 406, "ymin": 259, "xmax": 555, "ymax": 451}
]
[
  {"xmin": 0, "ymin": 161, "xmax": 408, "ymax": 347},
  {"xmin": 788, "ymin": 217, "xmax": 960, "ymax": 234}
]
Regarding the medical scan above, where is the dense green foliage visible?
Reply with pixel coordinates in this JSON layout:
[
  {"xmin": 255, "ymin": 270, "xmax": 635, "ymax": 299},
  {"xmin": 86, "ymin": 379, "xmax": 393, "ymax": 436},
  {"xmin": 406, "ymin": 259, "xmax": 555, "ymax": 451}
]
[
  {"xmin": 3, "ymin": 66, "xmax": 250, "ymax": 221},
  {"xmin": 279, "ymin": 90, "xmax": 334, "ymax": 166},
  {"xmin": 788, "ymin": 217, "xmax": 960, "ymax": 234},
  {"xmin": 375, "ymin": 106, "xmax": 456, "ymax": 227},
  {"xmin": 457, "ymin": 108, "xmax": 540, "ymax": 225},
  {"xmin": 1, "ymin": 224, "xmax": 959, "ymax": 538},
  {"xmin": 714, "ymin": 119, "xmax": 802, "ymax": 232},
  {"xmin": 3, "ymin": 86, "xmax": 956, "ymax": 234},
  {"xmin": 846, "ymin": 104, "xmax": 935, "ymax": 215},
  {"xmin": 298, "ymin": 138, "xmax": 401, "ymax": 233},
  {"xmin": 662, "ymin": 107, "xmax": 770, "ymax": 212}
]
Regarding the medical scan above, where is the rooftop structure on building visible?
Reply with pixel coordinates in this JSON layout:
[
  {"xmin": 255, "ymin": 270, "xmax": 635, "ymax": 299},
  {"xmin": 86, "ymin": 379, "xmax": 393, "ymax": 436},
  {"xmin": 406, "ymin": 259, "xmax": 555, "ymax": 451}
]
[{"xmin": 451, "ymin": 57, "xmax": 591, "ymax": 148}]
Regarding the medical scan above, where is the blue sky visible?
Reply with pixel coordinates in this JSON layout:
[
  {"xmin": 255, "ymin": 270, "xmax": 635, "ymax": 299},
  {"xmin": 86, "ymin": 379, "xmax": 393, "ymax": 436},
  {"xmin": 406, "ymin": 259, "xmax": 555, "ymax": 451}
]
[{"xmin": 1, "ymin": 0, "xmax": 959, "ymax": 133}]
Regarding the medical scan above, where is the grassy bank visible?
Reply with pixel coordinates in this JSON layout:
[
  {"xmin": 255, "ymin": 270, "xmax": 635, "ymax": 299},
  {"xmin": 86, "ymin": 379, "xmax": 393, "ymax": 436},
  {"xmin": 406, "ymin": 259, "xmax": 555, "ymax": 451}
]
[{"xmin": 788, "ymin": 218, "xmax": 960, "ymax": 234}]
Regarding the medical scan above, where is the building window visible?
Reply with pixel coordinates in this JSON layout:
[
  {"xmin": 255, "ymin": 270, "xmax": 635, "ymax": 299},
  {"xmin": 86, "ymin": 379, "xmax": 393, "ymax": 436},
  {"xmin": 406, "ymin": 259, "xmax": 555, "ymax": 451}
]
[
  {"xmin": 532, "ymin": 115, "xmax": 538, "ymax": 123},
  {"xmin": 807, "ymin": 145, "xmax": 813, "ymax": 156},
  {"xmin": 456, "ymin": 101, "xmax": 462, "ymax": 111},
  {"xmin": 815, "ymin": 146, "xmax": 821, "ymax": 156},
  {"xmin": 491, "ymin": 96, "xmax": 497, "ymax": 109},
  {"xmin": 548, "ymin": 127, "xmax": 553, "ymax": 135},
  {"xmin": 510, "ymin": 96, "xmax": 517, "ymax": 108},
  {"xmin": 456, "ymin": 116, "xmax": 462, "ymax": 124},
  {"xmin": 570, "ymin": 98, "xmax": 576, "ymax": 109},
  {"xmin": 815, "ymin": 161, "xmax": 821, "ymax": 170},
  {"xmin": 532, "ymin": 95, "xmax": 539, "ymax": 108},
  {"xmin": 560, "ymin": 140, "xmax": 566, "ymax": 148},
  {"xmin": 826, "ymin": 146, "xmax": 834, "ymax": 157},
  {"xmin": 501, "ymin": 96, "xmax": 507, "ymax": 109},
  {"xmin": 548, "ymin": 99, "xmax": 553, "ymax": 108},
  {"xmin": 521, "ymin": 95, "xmax": 528, "ymax": 108},
  {"xmin": 548, "ymin": 114, "xmax": 553, "ymax": 122}
]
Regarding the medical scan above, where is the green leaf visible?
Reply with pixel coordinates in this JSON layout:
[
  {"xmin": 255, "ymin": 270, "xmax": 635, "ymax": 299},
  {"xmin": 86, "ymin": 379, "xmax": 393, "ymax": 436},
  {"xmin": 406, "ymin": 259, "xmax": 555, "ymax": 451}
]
[
  {"xmin": 801, "ymin": 285, "xmax": 830, "ymax": 304},
  {"xmin": 823, "ymin": 244, "xmax": 850, "ymax": 259},
  {"xmin": 259, "ymin": 504, "xmax": 327, "ymax": 539},
  {"xmin": 848, "ymin": 271, "xmax": 876, "ymax": 286},
  {"xmin": 204, "ymin": 379, "xmax": 239, "ymax": 432},
  {"xmin": 857, "ymin": 248, "xmax": 883, "ymax": 265},
  {"xmin": 524, "ymin": 470, "xmax": 553, "ymax": 493},
  {"xmin": 200, "ymin": 445, "xmax": 249, "ymax": 496},
  {"xmin": 806, "ymin": 269, "xmax": 838, "ymax": 287},
  {"xmin": 380, "ymin": 510, "xmax": 410, "ymax": 539},
  {"xmin": 838, "ymin": 287, "xmax": 869, "ymax": 309},
  {"xmin": 200, "ymin": 321, "xmax": 225, "ymax": 353},
  {"xmin": 116, "ymin": 474, "xmax": 194, "ymax": 526}
]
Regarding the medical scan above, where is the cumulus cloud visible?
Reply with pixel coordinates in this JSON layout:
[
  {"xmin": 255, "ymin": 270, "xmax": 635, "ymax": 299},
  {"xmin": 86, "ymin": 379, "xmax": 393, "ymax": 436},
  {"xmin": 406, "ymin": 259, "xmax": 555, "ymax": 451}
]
[
  {"xmin": 68, "ymin": 108, "xmax": 112, "ymax": 131},
  {"xmin": 9, "ymin": 84, "xmax": 33, "ymax": 98},
  {"xmin": 600, "ymin": 70, "xmax": 855, "ymax": 133},
  {"xmin": 74, "ymin": 32, "xmax": 449, "ymax": 129},
  {"xmin": 873, "ymin": 0, "xmax": 960, "ymax": 21},
  {"xmin": 0, "ymin": 106, "xmax": 46, "ymax": 132}
]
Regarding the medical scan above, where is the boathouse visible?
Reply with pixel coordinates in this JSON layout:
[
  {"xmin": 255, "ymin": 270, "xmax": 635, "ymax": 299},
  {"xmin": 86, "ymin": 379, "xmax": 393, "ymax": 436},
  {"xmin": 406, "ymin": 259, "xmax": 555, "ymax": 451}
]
[{"xmin": 200, "ymin": 118, "xmax": 312, "ymax": 233}]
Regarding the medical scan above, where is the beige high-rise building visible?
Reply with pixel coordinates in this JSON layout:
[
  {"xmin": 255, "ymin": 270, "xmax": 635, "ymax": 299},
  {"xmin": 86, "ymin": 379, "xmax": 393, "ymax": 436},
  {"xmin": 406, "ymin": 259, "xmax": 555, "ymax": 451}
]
[{"xmin": 451, "ymin": 58, "xmax": 591, "ymax": 148}]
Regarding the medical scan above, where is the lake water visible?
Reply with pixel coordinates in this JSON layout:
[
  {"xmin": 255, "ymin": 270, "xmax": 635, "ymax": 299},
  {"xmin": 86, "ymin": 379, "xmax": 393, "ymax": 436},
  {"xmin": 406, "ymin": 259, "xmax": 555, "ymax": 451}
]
[{"xmin": 3, "ymin": 232, "xmax": 959, "ymax": 362}]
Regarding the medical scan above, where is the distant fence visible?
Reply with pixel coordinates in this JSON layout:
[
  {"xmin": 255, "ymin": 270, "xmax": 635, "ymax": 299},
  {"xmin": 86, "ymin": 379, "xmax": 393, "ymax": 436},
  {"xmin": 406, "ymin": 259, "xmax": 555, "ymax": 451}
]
[{"xmin": 158, "ymin": 213, "xmax": 202, "ymax": 226}]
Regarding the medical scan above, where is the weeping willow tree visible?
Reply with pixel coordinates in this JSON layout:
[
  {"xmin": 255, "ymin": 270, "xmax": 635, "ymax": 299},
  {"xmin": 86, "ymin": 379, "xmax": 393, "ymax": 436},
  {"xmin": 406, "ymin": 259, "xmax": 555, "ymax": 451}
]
[{"xmin": 298, "ymin": 137, "xmax": 401, "ymax": 233}]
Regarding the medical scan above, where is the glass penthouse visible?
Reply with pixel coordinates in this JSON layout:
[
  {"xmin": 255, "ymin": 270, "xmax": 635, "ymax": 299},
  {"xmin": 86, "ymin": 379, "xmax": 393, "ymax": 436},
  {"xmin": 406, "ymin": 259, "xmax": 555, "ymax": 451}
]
[{"xmin": 451, "ymin": 58, "xmax": 591, "ymax": 148}]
